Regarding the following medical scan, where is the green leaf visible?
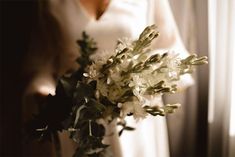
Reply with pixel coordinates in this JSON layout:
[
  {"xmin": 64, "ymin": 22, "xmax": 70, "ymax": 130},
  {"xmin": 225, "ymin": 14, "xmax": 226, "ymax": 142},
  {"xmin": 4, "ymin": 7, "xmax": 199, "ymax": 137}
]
[
  {"xmin": 73, "ymin": 81, "xmax": 95, "ymax": 103},
  {"xmin": 57, "ymin": 76, "xmax": 77, "ymax": 97}
]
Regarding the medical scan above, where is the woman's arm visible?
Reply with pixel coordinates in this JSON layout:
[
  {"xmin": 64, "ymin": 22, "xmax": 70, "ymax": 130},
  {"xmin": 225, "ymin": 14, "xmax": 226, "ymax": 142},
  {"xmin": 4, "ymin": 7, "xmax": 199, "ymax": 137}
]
[
  {"xmin": 23, "ymin": 0, "xmax": 79, "ymax": 104},
  {"xmin": 153, "ymin": 0, "xmax": 189, "ymax": 57},
  {"xmin": 153, "ymin": 0, "xmax": 194, "ymax": 89}
]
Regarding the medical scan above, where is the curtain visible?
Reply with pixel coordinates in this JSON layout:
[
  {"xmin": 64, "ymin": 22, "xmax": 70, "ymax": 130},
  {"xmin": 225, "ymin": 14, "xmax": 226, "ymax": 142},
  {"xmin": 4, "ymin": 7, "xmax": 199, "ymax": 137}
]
[
  {"xmin": 167, "ymin": 0, "xmax": 209, "ymax": 156},
  {"xmin": 208, "ymin": 0, "xmax": 235, "ymax": 156}
]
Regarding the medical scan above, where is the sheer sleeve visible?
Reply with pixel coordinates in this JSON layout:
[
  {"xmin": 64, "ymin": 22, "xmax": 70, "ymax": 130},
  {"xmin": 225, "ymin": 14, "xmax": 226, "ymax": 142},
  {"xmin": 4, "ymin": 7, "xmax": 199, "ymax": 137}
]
[
  {"xmin": 151, "ymin": 0, "xmax": 194, "ymax": 89},
  {"xmin": 22, "ymin": 1, "xmax": 81, "ymax": 129},
  {"xmin": 23, "ymin": 0, "xmax": 79, "ymax": 99},
  {"xmin": 23, "ymin": 2, "xmax": 56, "ymax": 97}
]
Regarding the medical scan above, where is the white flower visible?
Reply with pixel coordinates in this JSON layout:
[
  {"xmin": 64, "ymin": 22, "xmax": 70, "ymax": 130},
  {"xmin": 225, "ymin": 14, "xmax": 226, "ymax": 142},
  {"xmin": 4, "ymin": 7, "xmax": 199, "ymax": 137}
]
[
  {"xmin": 120, "ymin": 100, "xmax": 147, "ymax": 120},
  {"xmin": 97, "ymin": 80, "xmax": 108, "ymax": 97},
  {"xmin": 119, "ymin": 57, "xmax": 131, "ymax": 70},
  {"xmin": 116, "ymin": 38, "xmax": 133, "ymax": 53},
  {"xmin": 108, "ymin": 85, "xmax": 123, "ymax": 102},
  {"xmin": 161, "ymin": 53, "xmax": 181, "ymax": 81},
  {"xmin": 85, "ymin": 62, "xmax": 101, "ymax": 80},
  {"xmin": 109, "ymin": 69, "xmax": 121, "ymax": 82}
]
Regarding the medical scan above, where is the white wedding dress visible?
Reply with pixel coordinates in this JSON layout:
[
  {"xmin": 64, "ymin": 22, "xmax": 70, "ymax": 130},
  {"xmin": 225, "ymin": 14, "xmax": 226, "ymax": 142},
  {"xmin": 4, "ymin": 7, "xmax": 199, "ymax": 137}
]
[
  {"xmin": 25, "ymin": 0, "xmax": 193, "ymax": 156},
  {"xmin": 65, "ymin": 1, "xmax": 169, "ymax": 156}
]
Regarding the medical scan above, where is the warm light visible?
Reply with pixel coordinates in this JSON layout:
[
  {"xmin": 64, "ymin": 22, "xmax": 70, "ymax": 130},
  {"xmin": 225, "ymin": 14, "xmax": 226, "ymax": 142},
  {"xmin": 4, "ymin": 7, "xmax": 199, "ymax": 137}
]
[
  {"xmin": 228, "ymin": 0, "xmax": 235, "ymax": 136},
  {"xmin": 38, "ymin": 85, "xmax": 56, "ymax": 96},
  {"xmin": 229, "ymin": 76, "xmax": 235, "ymax": 136},
  {"xmin": 229, "ymin": 19, "xmax": 235, "ymax": 136},
  {"xmin": 208, "ymin": 0, "xmax": 216, "ymax": 123}
]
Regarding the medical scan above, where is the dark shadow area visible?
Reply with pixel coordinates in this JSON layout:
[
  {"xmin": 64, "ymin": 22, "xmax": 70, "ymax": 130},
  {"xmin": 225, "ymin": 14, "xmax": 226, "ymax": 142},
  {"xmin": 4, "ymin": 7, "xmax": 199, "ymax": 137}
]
[{"xmin": 1, "ymin": 1, "xmax": 36, "ymax": 156}]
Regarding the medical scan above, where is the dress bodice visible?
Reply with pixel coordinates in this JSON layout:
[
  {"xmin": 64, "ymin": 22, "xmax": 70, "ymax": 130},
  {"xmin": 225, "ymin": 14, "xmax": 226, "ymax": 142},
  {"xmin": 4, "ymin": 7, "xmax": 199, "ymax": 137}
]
[
  {"xmin": 50, "ymin": 0, "xmax": 153, "ymax": 61},
  {"xmin": 47, "ymin": 1, "xmax": 171, "ymax": 157}
]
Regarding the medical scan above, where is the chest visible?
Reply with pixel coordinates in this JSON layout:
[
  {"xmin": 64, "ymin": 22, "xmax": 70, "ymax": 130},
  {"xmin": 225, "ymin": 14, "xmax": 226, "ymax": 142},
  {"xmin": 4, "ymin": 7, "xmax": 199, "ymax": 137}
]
[
  {"xmin": 51, "ymin": 0, "xmax": 150, "ymax": 38},
  {"xmin": 78, "ymin": 0, "xmax": 110, "ymax": 20},
  {"xmin": 50, "ymin": 0, "xmax": 152, "ymax": 59}
]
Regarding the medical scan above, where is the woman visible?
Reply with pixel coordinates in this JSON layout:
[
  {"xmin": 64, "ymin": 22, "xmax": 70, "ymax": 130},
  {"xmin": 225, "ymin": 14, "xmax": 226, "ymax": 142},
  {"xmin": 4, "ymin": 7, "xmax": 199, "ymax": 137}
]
[{"xmin": 23, "ymin": 0, "xmax": 193, "ymax": 156}]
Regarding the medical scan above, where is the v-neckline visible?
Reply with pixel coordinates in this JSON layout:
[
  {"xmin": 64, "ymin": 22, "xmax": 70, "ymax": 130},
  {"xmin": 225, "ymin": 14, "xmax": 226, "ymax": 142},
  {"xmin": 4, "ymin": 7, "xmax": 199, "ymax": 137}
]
[{"xmin": 77, "ymin": 0, "xmax": 114, "ymax": 22}]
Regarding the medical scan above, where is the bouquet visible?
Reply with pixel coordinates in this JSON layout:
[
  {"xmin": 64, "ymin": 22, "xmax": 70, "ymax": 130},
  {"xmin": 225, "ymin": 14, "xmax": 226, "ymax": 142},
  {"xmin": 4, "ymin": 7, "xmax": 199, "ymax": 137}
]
[{"xmin": 26, "ymin": 25, "xmax": 207, "ymax": 157}]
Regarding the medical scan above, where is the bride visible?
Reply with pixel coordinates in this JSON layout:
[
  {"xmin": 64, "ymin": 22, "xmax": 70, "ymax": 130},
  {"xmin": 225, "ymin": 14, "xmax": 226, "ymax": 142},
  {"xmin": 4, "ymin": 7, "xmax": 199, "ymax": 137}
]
[{"xmin": 23, "ymin": 0, "xmax": 193, "ymax": 156}]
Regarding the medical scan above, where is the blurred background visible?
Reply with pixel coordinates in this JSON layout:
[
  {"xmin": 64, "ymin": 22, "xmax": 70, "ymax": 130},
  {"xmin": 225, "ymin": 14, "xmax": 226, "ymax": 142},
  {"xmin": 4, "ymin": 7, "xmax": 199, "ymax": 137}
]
[{"xmin": 1, "ymin": 0, "xmax": 234, "ymax": 157}]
